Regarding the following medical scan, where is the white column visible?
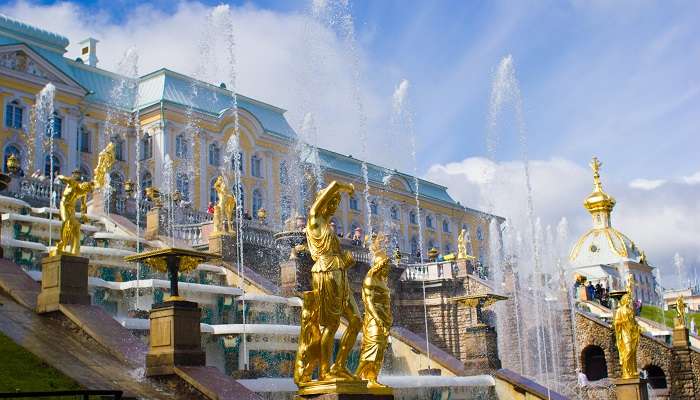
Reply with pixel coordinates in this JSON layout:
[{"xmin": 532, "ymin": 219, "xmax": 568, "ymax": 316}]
[
  {"xmin": 65, "ymin": 113, "xmax": 78, "ymax": 171},
  {"xmin": 199, "ymin": 135, "xmax": 207, "ymax": 209},
  {"xmin": 153, "ymin": 126, "xmax": 167, "ymax": 188}
]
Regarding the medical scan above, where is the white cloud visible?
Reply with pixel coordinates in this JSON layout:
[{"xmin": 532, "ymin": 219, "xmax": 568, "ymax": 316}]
[
  {"xmin": 425, "ymin": 156, "xmax": 700, "ymax": 289},
  {"xmin": 0, "ymin": 0, "xmax": 392, "ymax": 166},
  {"xmin": 629, "ymin": 178, "xmax": 666, "ymax": 190},
  {"xmin": 682, "ymin": 171, "xmax": 700, "ymax": 185}
]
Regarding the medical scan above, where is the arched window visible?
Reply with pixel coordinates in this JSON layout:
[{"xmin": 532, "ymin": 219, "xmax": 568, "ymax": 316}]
[
  {"xmin": 44, "ymin": 154, "xmax": 60, "ymax": 177},
  {"xmin": 409, "ymin": 211, "xmax": 417, "ymax": 225},
  {"xmin": 390, "ymin": 206, "xmax": 399, "ymax": 220},
  {"xmin": 426, "ymin": 215, "xmax": 434, "ymax": 229},
  {"xmin": 175, "ymin": 134, "xmax": 188, "ymax": 158},
  {"xmin": 442, "ymin": 219, "xmax": 450, "ymax": 233},
  {"xmin": 176, "ymin": 173, "xmax": 190, "ymax": 200},
  {"xmin": 279, "ymin": 160, "xmax": 288, "ymax": 185},
  {"xmin": 477, "ymin": 226, "xmax": 484, "ymax": 241},
  {"xmin": 349, "ymin": 196, "xmax": 359, "ymax": 211},
  {"xmin": 369, "ymin": 200, "xmax": 378, "ymax": 216},
  {"xmin": 581, "ymin": 345, "xmax": 608, "ymax": 381},
  {"xmin": 643, "ymin": 365, "xmax": 667, "ymax": 389},
  {"xmin": 251, "ymin": 154, "xmax": 262, "ymax": 177},
  {"xmin": 110, "ymin": 172, "xmax": 124, "ymax": 195},
  {"xmin": 46, "ymin": 112, "xmax": 61, "ymax": 138},
  {"xmin": 79, "ymin": 126, "xmax": 91, "ymax": 153},
  {"xmin": 140, "ymin": 133, "xmax": 152, "ymax": 160},
  {"xmin": 3, "ymin": 145, "xmax": 21, "ymax": 173},
  {"xmin": 141, "ymin": 171, "xmax": 153, "ymax": 190},
  {"xmin": 252, "ymin": 189, "xmax": 263, "ymax": 215},
  {"xmin": 209, "ymin": 178, "xmax": 218, "ymax": 204},
  {"xmin": 208, "ymin": 143, "xmax": 220, "ymax": 166},
  {"xmin": 111, "ymin": 136, "xmax": 124, "ymax": 161},
  {"xmin": 5, "ymin": 100, "xmax": 23, "ymax": 129}
]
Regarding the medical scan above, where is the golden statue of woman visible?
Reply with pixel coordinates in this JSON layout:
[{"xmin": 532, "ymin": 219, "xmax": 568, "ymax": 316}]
[
  {"xmin": 356, "ymin": 233, "xmax": 393, "ymax": 389},
  {"xmin": 614, "ymin": 293, "xmax": 640, "ymax": 379},
  {"xmin": 305, "ymin": 180, "xmax": 360, "ymax": 381},
  {"xmin": 211, "ymin": 176, "xmax": 236, "ymax": 234},
  {"xmin": 51, "ymin": 143, "xmax": 115, "ymax": 256}
]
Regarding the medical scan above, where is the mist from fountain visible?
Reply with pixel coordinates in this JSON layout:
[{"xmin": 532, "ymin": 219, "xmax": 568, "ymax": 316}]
[{"xmin": 34, "ymin": 83, "xmax": 56, "ymax": 247}]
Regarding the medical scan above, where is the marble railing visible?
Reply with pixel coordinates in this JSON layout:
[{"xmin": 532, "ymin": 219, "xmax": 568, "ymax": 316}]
[{"xmin": 3, "ymin": 175, "xmax": 65, "ymax": 207}]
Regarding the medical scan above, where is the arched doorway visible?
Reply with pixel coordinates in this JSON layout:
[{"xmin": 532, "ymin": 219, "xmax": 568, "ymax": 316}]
[
  {"xmin": 581, "ymin": 345, "xmax": 608, "ymax": 381},
  {"xmin": 643, "ymin": 365, "xmax": 667, "ymax": 389}
]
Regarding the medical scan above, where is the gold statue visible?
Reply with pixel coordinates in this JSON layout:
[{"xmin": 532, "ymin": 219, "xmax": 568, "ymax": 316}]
[
  {"xmin": 625, "ymin": 273, "xmax": 634, "ymax": 296},
  {"xmin": 614, "ymin": 293, "xmax": 640, "ymax": 379},
  {"xmin": 457, "ymin": 228, "xmax": 468, "ymax": 259},
  {"xmin": 675, "ymin": 296, "xmax": 687, "ymax": 327},
  {"xmin": 294, "ymin": 291, "xmax": 321, "ymax": 385},
  {"xmin": 211, "ymin": 176, "xmax": 236, "ymax": 235},
  {"xmin": 305, "ymin": 180, "xmax": 360, "ymax": 380},
  {"xmin": 51, "ymin": 143, "xmax": 115, "ymax": 256},
  {"xmin": 356, "ymin": 233, "xmax": 393, "ymax": 389}
]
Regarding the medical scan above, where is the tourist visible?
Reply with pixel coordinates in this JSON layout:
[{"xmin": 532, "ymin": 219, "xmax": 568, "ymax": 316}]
[
  {"xmin": 586, "ymin": 281, "xmax": 595, "ymax": 301},
  {"xmin": 595, "ymin": 283, "xmax": 603, "ymax": 302},
  {"xmin": 207, "ymin": 202, "xmax": 214, "ymax": 215}
]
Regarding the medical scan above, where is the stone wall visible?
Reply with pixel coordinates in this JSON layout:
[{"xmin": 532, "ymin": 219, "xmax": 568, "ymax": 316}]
[
  {"xmin": 575, "ymin": 311, "xmax": 700, "ymax": 400},
  {"xmin": 394, "ymin": 272, "xmax": 502, "ymax": 374}
]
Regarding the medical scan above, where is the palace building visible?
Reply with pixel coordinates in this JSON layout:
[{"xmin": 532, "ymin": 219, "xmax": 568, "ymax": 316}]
[{"xmin": 0, "ymin": 14, "xmax": 496, "ymax": 261}]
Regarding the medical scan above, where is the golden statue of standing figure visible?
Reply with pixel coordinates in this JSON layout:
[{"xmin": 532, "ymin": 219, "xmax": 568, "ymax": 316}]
[
  {"xmin": 356, "ymin": 233, "xmax": 393, "ymax": 390},
  {"xmin": 50, "ymin": 143, "xmax": 115, "ymax": 256},
  {"xmin": 675, "ymin": 296, "xmax": 687, "ymax": 327},
  {"xmin": 614, "ymin": 293, "xmax": 640, "ymax": 379},
  {"xmin": 211, "ymin": 176, "xmax": 236, "ymax": 235},
  {"xmin": 305, "ymin": 180, "xmax": 360, "ymax": 381},
  {"xmin": 457, "ymin": 228, "xmax": 469, "ymax": 259}
]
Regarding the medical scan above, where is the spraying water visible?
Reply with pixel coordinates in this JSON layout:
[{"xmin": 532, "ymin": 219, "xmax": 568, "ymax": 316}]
[
  {"xmin": 34, "ymin": 83, "xmax": 56, "ymax": 246},
  {"xmin": 212, "ymin": 4, "xmax": 248, "ymax": 370}
]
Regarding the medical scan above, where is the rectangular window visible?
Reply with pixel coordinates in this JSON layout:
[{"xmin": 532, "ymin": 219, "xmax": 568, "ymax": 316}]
[
  {"xmin": 251, "ymin": 156, "xmax": 262, "ymax": 178},
  {"xmin": 80, "ymin": 129, "xmax": 90, "ymax": 153},
  {"xmin": 5, "ymin": 104, "xmax": 22, "ymax": 129},
  {"xmin": 349, "ymin": 196, "xmax": 359, "ymax": 211}
]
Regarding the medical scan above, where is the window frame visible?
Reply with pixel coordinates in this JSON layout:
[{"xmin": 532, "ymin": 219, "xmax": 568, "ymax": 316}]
[{"xmin": 5, "ymin": 100, "xmax": 23, "ymax": 129}]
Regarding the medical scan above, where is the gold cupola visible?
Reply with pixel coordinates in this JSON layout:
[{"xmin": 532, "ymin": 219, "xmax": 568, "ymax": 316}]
[{"xmin": 584, "ymin": 157, "xmax": 616, "ymax": 228}]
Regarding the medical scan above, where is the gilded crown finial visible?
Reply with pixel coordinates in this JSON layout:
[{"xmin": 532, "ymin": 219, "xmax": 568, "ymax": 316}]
[{"xmin": 590, "ymin": 156, "xmax": 603, "ymax": 191}]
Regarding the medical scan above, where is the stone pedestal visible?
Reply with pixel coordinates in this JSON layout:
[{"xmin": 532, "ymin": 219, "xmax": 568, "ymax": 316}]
[
  {"xmin": 208, "ymin": 233, "xmax": 236, "ymax": 262},
  {"xmin": 295, "ymin": 380, "xmax": 393, "ymax": 400},
  {"xmin": 295, "ymin": 394, "xmax": 393, "ymax": 400},
  {"xmin": 613, "ymin": 377, "xmax": 649, "ymax": 400},
  {"xmin": 36, "ymin": 254, "xmax": 90, "ymax": 313},
  {"xmin": 280, "ymin": 256, "xmax": 313, "ymax": 297},
  {"xmin": 672, "ymin": 319, "xmax": 690, "ymax": 348},
  {"xmin": 146, "ymin": 300, "xmax": 205, "ymax": 376},
  {"xmin": 145, "ymin": 208, "xmax": 161, "ymax": 240}
]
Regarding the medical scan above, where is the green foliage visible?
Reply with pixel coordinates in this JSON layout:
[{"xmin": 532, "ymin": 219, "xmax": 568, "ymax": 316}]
[
  {"xmin": 0, "ymin": 332, "xmax": 81, "ymax": 392},
  {"xmin": 640, "ymin": 304, "xmax": 700, "ymax": 330}
]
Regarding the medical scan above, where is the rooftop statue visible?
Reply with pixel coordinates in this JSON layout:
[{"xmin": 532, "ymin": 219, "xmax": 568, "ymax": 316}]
[
  {"xmin": 356, "ymin": 232, "xmax": 393, "ymax": 390},
  {"xmin": 305, "ymin": 180, "xmax": 360, "ymax": 381},
  {"xmin": 50, "ymin": 143, "xmax": 115, "ymax": 256},
  {"xmin": 211, "ymin": 175, "xmax": 236, "ymax": 235},
  {"xmin": 614, "ymin": 293, "xmax": 640, "ymax": 379}
]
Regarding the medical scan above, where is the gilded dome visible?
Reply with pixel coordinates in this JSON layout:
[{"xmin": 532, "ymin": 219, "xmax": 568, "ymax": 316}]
[{"xmin": 569, "ymin": 157, "xmax": 644, "ymax": 267}]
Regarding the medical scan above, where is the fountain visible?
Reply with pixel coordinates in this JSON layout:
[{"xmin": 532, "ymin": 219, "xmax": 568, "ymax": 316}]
[{"xmin": 125, "ymin": 247, "xmax": 217, "ymax": 376}]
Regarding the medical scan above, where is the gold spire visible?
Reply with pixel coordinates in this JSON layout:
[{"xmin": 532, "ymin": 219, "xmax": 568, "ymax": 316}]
[{"xmin": 583, "ymin": 156, "xmax": 616, "ymax": 217}]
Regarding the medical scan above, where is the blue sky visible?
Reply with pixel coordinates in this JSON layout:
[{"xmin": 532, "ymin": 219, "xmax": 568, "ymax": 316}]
[{"xmin": 1, "ymin": 0, "xmax": 699, "ymax": 287}]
